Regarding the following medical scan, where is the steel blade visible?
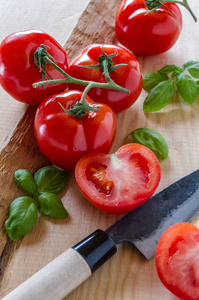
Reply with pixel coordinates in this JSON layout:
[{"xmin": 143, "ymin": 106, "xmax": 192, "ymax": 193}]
[{"xmin": 105, "ymin": 169, "xmax": 199, "ymax": 259}]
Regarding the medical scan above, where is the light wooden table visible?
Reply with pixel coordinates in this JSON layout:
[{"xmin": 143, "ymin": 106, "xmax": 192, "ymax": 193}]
[{"xmin": 0, "ymin": 1, "xmax": 199, "ymax": 299}]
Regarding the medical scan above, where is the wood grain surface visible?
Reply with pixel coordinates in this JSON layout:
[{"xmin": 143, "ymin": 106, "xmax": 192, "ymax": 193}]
[{"xmin": 0, "ymin": 0, "xmax": 199, "ymax": 299}]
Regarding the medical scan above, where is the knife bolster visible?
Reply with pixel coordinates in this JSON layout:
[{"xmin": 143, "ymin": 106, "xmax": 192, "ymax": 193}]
[{"xmin": 73, "ymin": 229, "xmax": 117, "ymax": 272}]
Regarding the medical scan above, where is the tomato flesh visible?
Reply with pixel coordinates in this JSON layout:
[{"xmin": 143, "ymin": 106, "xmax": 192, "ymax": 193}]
[
  {"xmin": 155, "ymin": 222, "xmax": 199, "ymax": 300},
  {"xmin": 115, "ymin": 0, "xmax": 182, "ymax": 55},
  {"xmin": 75, "ymin": 144, "xmax": 161, "ymax": 214}
]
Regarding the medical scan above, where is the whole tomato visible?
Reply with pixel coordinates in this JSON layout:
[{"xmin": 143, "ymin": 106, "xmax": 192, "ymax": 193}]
[
  {"xmin": 34, "ymin": 90, "xmax": 117, "ymax": 171},
  {"xmin": 0, "ymin": 30, "xmax": 69, "ymax": 104},
  {"xmin": 115, "ymin": 0, "xmax": 183, "ymax": 55},
  {"xmin": 67, "ymin": 44, "xmax": 142, "ymax": 114}
]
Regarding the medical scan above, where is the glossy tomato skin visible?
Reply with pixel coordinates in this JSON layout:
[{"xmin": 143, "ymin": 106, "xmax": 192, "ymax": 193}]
[
  {"xmin": 67, "ymin": 44, "xmax": 142, "ymax": 114},
  {"xmin": 34, "ymin": 90, "xmax": 117, "ymax": 171},
  {"xmin": 155, "ymin": 222, "xmax": 199, "ymax": 300},
  {"xmin": 115, "ymin": 0, "xmax": 182, "ymax": 55},
  {"xmin": 0, "ymin": 30, "xmax": 69, "ymax": 104},
  {"xmin": 75, "ymin": 144, "xmax": 161, "ymax": 214}
]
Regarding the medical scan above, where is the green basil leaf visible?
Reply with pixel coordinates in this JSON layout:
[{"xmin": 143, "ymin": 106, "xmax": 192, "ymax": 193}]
[
  {"xmin": 171, "ymin": 69, "xmax": 184, "ymax": 78},
  {"xmin": 130, "ymin": 128, "xmax": 169, "ymax": 159},
  {"xmin": 196, "ymin": 80, "xmax": 199, "ymax": 93},
  {"xmin": 158, "ymin": 65, "xmax": 182, "ymax": 75},
  {"xmin": 14, "ymin": 169, "xmax": 38, "ymax": 196},
  {"xmin": 143, "ymin": 80, "xmax": 175, "ymax": 112},
  {"xmin": 143, "ymin": 71, "xmax": 169, "ymax": 92},
  {"xmin": 37, "ymin": 192, "xmax": 68, "ymax": 219},
  {"xmin": 5, "ymin": 196, "xmax": 38, "ymax": 241},
  {"xmin": 182, "ymin": 61, "xmax": 199, "ymax": 79},
  {"xmin": 176, "ymin": 73, "xmax": 198, "ymax": 103},
  {"xmin": 34, "ymin": 166, "xmax": 68, "ymax": 194}
]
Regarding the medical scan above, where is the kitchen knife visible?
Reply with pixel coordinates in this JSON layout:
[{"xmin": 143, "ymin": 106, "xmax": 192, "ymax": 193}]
[{"xmin": 2, "ymin": 169, "xmax": 199, "ymax": 300}]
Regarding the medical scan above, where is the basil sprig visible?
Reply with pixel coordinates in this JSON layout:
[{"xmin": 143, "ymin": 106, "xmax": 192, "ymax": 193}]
[
  {"xmin": 129, "ymin": 128, "xmax": 169, "ymax": 159},
  {"xmin": 143, "ymin": 61, "xmax": 199, "ymax": 112},
  {"xmin": 5, "ymin": 166, "xmax": 68, "ymax": 241}
]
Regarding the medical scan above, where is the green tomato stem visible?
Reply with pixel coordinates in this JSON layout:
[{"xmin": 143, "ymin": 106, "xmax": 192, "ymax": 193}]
[
  {"xmin": 102, "ymin": 59, "xmax": 117, "ymax": 86},
  {"xmin": 79, "ymin": 82, "xmax": 94, "ymax": 104},
  {"xmin": 33, "ymin": 45, "xmax": 130, "ymax": 118},
  {"xmin": 145, "ymin": 0, "xmax": 197, "ymax": 22},
  {"xmin": 33, "ymin": 54, "xmax": 130, "ymax": 96},
  {"xmin": 161, "ymin": 0, "xmax": 197, "ymax": 22}
]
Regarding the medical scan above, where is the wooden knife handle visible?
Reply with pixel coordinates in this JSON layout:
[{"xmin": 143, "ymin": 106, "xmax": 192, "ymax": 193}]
[
  {"xmin": 2, "ymin": 248, "xmax": 91, "ymax": 300},
  {"xmin": 2, "ymin": 230, "xmax": 117, "ymax": 300}
]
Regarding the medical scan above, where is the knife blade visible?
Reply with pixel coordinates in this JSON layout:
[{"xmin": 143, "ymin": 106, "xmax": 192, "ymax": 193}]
[
  {"xmin": 2, "ymin": 169, "xmax": 199, "ymax": 300},
  {"xmin": 106, "ymin": 168, "xmax": 199, "ymax": 259}
]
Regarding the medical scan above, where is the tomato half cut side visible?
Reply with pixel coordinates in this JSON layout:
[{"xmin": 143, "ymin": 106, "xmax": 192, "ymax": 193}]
[
  {"xmin": 75, "ymin": 144, "xmax": 161, "ymax": 214},
  {"xmin": 155, "ymin": 222, "xmax": 199, "ymax": 300}
]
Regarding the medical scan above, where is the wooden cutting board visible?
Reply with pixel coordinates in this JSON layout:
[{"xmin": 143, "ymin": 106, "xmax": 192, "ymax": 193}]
[{"xmin": 0, "ymin": 0, "xmax": 199, "ymax": 299}]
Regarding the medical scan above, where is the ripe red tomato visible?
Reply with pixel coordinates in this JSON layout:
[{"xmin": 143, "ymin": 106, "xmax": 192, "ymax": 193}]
[
  {"xmin": 67, "ymin": 44, "xmax": 142, "ymax": 114},
  {"xmin": 0, "ymin": 30, "xmax": 69, "ymax": 104},
  {"xmin": 75, "ymin": 144, "xmax": 161, "ymax": 214},
  {"xmin": 155, "ymin": 222, "xmax": 199, "ymax": 300},
  {"xmin": 115, "ymin": 0, "xmax": 182, "ymax": 55},
  {"xmin": 34, "ymin": 90, "xmax": 117, "ymax": 171}
]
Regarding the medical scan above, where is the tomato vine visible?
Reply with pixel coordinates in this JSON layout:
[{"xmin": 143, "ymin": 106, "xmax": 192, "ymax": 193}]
[
  {"xmin": 33, "ymin": 45, "xmax": 130, "ymax": 117},
  {"xmin": 145, "ymin": 0, "xmax": 197, "ymax": 21}
]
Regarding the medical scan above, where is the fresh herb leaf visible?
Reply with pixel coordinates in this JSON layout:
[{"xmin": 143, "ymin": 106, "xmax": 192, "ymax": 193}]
[
  {"xmin": 34, "ymin": 166, "xmax": 68, "ymax": 194},
  {"xmin": 176, "ymin": 73, "xmax": 198, "ymax": 103},
  {"xmin": 143, "ymin": 71, "xmax": 169, "ymax": 92},
  {"xmin": 196, "ymin": 80, "xmax": 199, "ymax": 93},
  {"xmin": 130, "ymin": 128, "xmax": 169, "ymax": 159},
  {"xmin": 14, "ymin": 169, "xmax": 38, "ymax": 196},
  {"xmin": 183, "ymin": 61, "xmax": 199, "ymax": 79},
  {"xmin": 158, "ymin": 65, "xmax": 182, "ymax": 75},
  {"xmin": 5, "ymin": 196, "xmax": 38, "ymax": 241},
  {"xmin": 171, "ymin": 69, "xmax": 184, "ymax": 79},
  {"xmin": 5, "ymin": 166, "xmax": 69, "ymax": 241},
  {"xmin": 143, "ymin": 60, "xmax": 199, "ymax": 112},
  {"xmin": 143, "ymin": 80, "xmax": 175, "ymax": 112},
  {"xmin": 38, "ymin": 192, "xmax": 68, "ymax": 219}
]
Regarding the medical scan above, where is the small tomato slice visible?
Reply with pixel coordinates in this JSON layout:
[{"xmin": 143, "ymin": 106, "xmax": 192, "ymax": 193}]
[
  {"xmin": 75, "ymin": 144, "xmax": 161, "ymax": 214},
  {"xmin": 34, "ymin": 90, "xmax": 117, "ymax": 171},
  {"xmin": 155, "ymin": 222, "xmax": 199, "ymax": 300}
]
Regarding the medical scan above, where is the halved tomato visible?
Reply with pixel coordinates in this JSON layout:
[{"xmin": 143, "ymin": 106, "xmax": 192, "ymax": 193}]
[
  {"xmin": 75, "ymin": 144, "xmax": 161, "ymax": 214},
  {"xmin": 155, "ymin": 222, "xmax": 199, "ymax": 300}
]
